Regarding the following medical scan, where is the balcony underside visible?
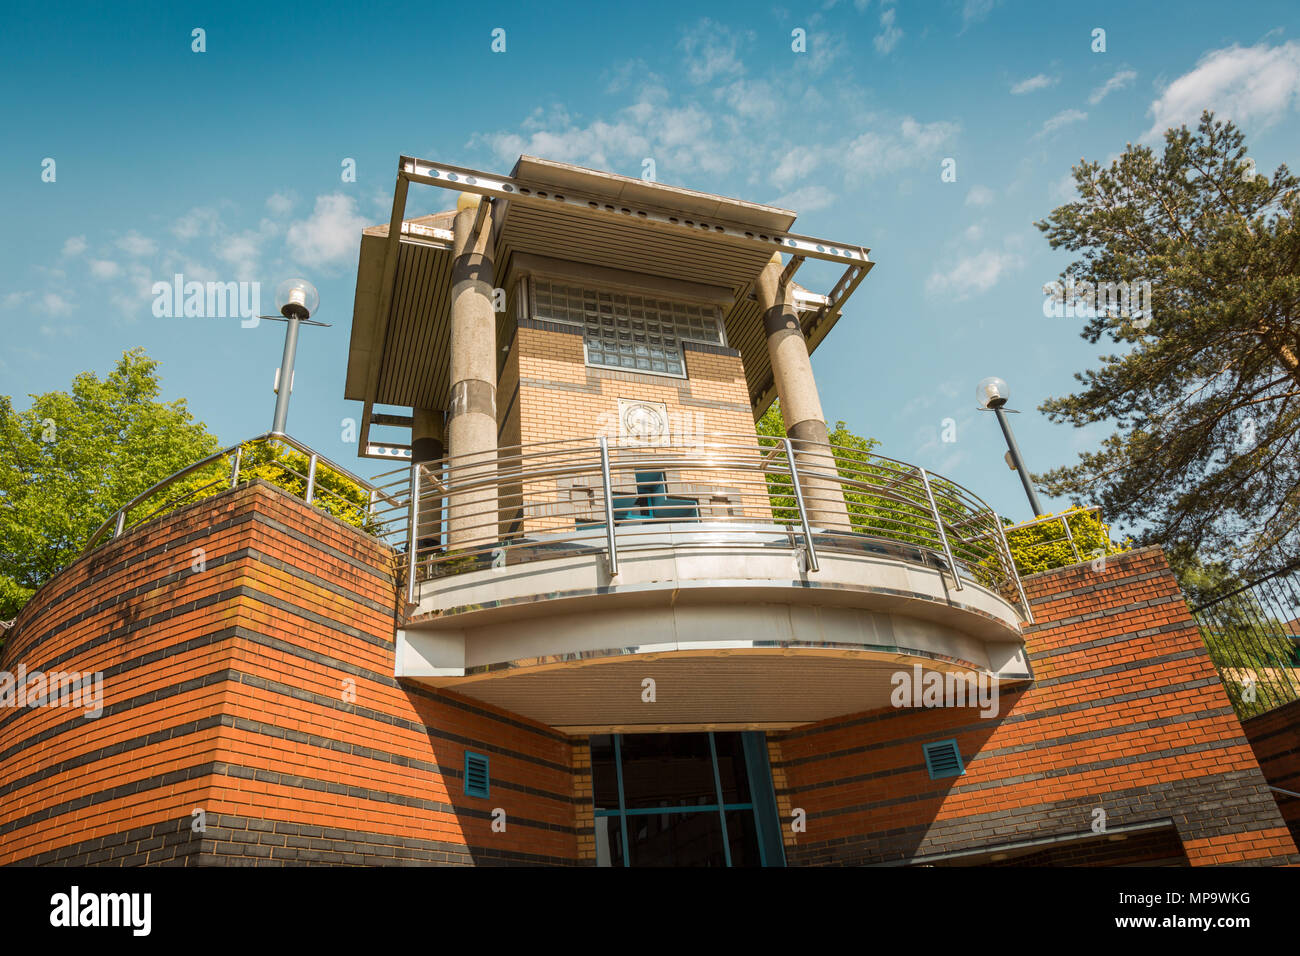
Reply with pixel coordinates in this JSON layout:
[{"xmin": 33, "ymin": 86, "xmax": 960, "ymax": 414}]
[{"xmin": 396, "ymin": 524, "xmax": 1029, "ymax": 732}]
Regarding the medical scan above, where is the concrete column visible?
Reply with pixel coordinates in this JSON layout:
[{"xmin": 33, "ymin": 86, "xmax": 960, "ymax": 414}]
[
  {"xmin": 411, "ymin": 407, "xmax": 445, "ymax": 561},
  {"xmin": 754, "ymin": 253, "xmax": 851, "ymax": 532},
  {"xmin": 446, "ymin": 193, "xmax": 499, "ymax": 550}
]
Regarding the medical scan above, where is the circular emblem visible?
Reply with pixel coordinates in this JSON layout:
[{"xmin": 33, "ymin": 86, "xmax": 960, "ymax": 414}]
[{"xmin": 619, "ymin": 401, "xmax": 669, "ymax": 445}]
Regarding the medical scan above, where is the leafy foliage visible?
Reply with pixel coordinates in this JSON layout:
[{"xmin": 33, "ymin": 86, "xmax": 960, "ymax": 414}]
[
  {"xmin": 758, "ymin": 405, "xmax": 994, "ymax": 565},
  {"xmin": 235, "ymin": 441, "xmax": 375, "ymax": 532},
  {"xmin": 1003, "ymin": 507, "xmax": 1130, "ymax": 575},
  {"xmin": 0, "ymin": 350, "xmax": 378, "ymax": 631},
  {"xmin": 0, "ymin": 349, "xmax": 219, "ymax": 620},
  {"xmin": 1034, "ymin": 111, "xmax": 1300, "ymax": 578}
]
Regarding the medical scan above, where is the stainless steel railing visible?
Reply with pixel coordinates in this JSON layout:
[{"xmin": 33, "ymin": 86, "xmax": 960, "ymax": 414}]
[
  {"xmin": 83, "ymin": 432, "xmax": 393, "ymax": 552},
  {"xmin": 1002, "ymin": 507, "xmax": 1105, "ymax": 566},
  {"xmin": 367, "ymin": 433, "xmax": 1029, "ymax": 616}
]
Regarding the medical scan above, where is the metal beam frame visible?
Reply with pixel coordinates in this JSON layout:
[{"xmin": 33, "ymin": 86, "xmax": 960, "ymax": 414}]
[
  {"xmin": 358, "ymin": 173, "xmax": 412, "ymax": 457},
  {"xmin": 399, "ymin": 156, "xmax": 872, "ymax": 268},
  {"xmin": 779, "ymin": 254, "xmax": 805, "ymax": 289}
]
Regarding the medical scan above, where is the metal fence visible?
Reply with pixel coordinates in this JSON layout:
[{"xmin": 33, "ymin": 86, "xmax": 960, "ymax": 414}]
[
  {"xmin": 1192, "ymin": 564, "xmax": 1300, "ymax": 719},
  {"xmin": 83, "ymin": 432, "xmax": 389, "ymax": 552},
  {"xmin": 368, "ymin": 433, "xmax": 1028, "ymax": 615}
]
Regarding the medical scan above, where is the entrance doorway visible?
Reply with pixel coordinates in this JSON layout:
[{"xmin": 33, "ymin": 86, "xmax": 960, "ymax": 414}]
[{"xmin": 591, "ymin": 731, "xmax": 786, "ymax": 867}]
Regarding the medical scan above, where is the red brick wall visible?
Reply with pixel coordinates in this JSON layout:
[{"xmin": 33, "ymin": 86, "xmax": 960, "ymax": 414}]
[
  {"xmin": 1242, "ymin": 697, "xmax": 1300, "ymax": 845},
  {"xmin": 0, "ymin": 481, "xmax": 584, "ymax": 865},
  {"xmin": 770, "ymin": 546, "xmax": 1300, "ymax": 866}
]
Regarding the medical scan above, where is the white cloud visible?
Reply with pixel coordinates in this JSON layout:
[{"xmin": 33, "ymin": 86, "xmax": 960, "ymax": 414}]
[
  {"xmin": 1089, "ymin": 69, "xmax": 1136, "ymax": 104},
  {"xmin": 874, "ymin": 6, "xmax": 902, "ymax": 54},
  {"xmin": 88, "ymin": 259, "xmax": 120, "ymax": 279},
  {"xmin": 117, "ymin": 231, "xmax": 157, "ymax": 257},
  {"xmin": 720, "ymin": 78, "xmax": 781, "ymax": 119},
  {"xmin": 965, "ymin": 185, "xmax": 995, "ymax": 207},
  {"xmin": 286, "ymin": 194, "xmax": 370, "ymax": 269},
  {"xmin": 961, "ymin": 0, "xmax": 998, "ymax": 29},
  {"xmin": 1011, "ymin": 74, "xmax": 1057, "ymax": 95},
  {"xmin": 1035, "ymin": 108, "xmax": 1087, "ymax": 138},
  {"xmin": 172, "ymin": 206, "xmax": 222, "ymax": 241},
  {"xmin": 473, "ymin": 95, "xmax": 730, "ymax": 179},
  {"xmin": 62, "ymin": 235, "xmax": 87, "ymax": 257},
  {"xmin": 1, "ymin": 291, "xmax": 32, "ymax": 309},
  {"xmin": 266, "ymin": 192, "xmax": 294, "ymax": 217},
  {"xmin": 680, "ymin": 21, "xmax": 747, "ymax": 84},
  {"xmin": 926, "ymin": 248, "xmax": 1023, "ymax": 301},
  {"xmin": 843, "ymin": 117, "xmax": 958, "ymax": 178},
  {"xmin": 216, "ymin": 232, "xmax": 263, "ymax": 279},
  {"xmin": 1050, "ymin": 171, "xmax": 1077, "ymax": 202},
  {"xmin": 771, "ymin": 145, "xmax": 825, "ymax": 189},
  {"xmin": 38, "ymin": 292, "xmax": 75, "ymax": 315},
  {"xmin": 771, "ymin": 185, "xmax": 836, "ymax": 212},
  {"xmin": 1144, "ymin": 41, "xmax": 1300, "ymax": 139},
  {"xmin": 804, "ymin": 30, "xmax": 847, "ymax": 76}
]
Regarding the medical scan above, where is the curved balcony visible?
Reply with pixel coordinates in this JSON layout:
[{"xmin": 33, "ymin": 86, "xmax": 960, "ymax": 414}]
[{"xmin": 373, "ymin": 434, "xmax": 1031, "ymax": 732}]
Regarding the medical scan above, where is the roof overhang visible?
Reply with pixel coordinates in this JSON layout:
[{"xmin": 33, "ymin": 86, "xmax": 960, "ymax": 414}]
[{"xmin": 345, "ymin": 155, "xmax": 873, "ymax": 458}]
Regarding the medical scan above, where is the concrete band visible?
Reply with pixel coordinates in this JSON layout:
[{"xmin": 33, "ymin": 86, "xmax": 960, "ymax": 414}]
[
  {"xmin": 763, "ymin": 304, "xmax": 800, "ymax": 337},
  {"xmin": 447, "ymin": 379, "xmax": 497, "ymax": 420},
  {"xmin": 411, "ymin": 407, "xmax": 445, "ymax": 464},
  {"xmin": 451, "ymin": 253, "xmax": 495, "ymax": 285},
  {"xmin": 788, "ymin": 417, "xmax": 832, "ymax": 446}
]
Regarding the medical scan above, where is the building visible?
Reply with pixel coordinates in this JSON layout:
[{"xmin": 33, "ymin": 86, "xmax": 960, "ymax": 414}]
[{"xmin": 1, "ymin": 155, "xmax": 1296, "ymax": 867}]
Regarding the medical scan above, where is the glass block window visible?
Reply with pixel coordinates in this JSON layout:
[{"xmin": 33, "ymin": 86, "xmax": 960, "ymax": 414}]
[{"xmin": 531, "ymin": 279, "xmax": 723, "ymax": 377}]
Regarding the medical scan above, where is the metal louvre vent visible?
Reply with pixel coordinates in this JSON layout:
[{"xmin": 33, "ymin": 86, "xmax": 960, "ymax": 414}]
[
  {"xmin": 922, "ymin": 740, "xmax": 965, "ymax": 780},
  {"xmin": 464, "ymin": 751, "xmax": 490, "ymax": 798}
]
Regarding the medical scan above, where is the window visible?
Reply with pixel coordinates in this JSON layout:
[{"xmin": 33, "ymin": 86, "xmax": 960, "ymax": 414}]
[
  {"xmin": 531, "ymin": 278, "xmax": 723, "ymax": 377},
  {"xmin": 590, "ymin": 732, "xmax": 786, "ymax": 867}
]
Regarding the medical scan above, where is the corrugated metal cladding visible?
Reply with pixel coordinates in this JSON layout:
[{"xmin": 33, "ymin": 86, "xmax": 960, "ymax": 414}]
[
  {"xmin": 375, "ymin": 242, "xmax": 454, "ymax": 408},
  {"xmin": 437, "ymin": 655, "xmax": 982, "ymax": 732}
]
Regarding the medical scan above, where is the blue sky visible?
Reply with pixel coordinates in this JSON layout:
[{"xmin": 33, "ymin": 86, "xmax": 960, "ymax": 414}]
[{"xmin": 3, "ymin": 0, "xmax": 1299, "ymax": 534}]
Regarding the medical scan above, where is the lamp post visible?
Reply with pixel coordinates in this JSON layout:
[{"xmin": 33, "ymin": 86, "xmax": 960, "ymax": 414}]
[
  {"xmin": 262, "ymin": 279, "xmax": 328, "ymax": 436},
  {"xmin": 976, "ymin": 376, "xmax": 1045, "ymax": 518}
]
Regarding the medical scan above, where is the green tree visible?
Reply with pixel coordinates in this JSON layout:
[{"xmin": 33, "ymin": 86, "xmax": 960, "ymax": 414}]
[
  {"xmin": 0, "ymin": 349, "xmax": 219, "ymax": 621},
  {"xmin": 757, "ymin": 404, "xmax": 998, "ymax": 577},
  {"xmin": 1034, "ymin": 111, "xmax": 1300, "ymax": 577},
  {"xmin": 757, "ymin": 407, "xmax": 1125, "ymax": 585}
]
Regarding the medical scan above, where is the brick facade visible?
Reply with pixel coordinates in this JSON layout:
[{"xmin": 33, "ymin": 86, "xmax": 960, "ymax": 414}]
[
  {"xmin": 496, "ymin": 319, "xmax": 770, "ymax": 535},
  {"xmin": 3, "ymin": 487, "xmax": 1294, "ymax": 866},
  {"xmin": 1242, "ymin": 697, "xmax": 1300, "ymax": 846},
  {"xmin": 768, "ymin": 547, "xmax": 1300, "ymax": 866},
  {"xmin": 0, "ymin": 482, "xmax": 585, "ymax": 866}
]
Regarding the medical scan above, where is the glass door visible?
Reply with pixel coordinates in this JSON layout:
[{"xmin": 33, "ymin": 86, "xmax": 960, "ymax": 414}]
[{"xmin": 591, "ymin": 731, "xmax": 785, "ymax": 867}]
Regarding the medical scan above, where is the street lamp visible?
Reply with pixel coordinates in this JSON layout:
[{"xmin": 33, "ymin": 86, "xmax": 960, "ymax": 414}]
[
  {"xmin": 261, "ymin": 279, "xmax": 329, "ymax": 435},
  {"xmin": 976, "ymin": 376, "xmax": 1045, "ymax": 518}
]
